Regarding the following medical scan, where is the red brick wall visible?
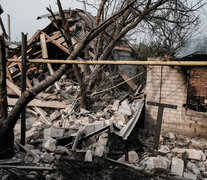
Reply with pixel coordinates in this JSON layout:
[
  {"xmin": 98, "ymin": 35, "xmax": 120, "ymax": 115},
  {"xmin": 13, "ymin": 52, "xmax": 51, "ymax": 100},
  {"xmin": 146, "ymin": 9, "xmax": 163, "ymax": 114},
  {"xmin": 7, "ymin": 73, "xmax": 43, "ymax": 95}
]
[{"xmin": 188, "ymin": 67, "xmax": 207, "ymax": 110}]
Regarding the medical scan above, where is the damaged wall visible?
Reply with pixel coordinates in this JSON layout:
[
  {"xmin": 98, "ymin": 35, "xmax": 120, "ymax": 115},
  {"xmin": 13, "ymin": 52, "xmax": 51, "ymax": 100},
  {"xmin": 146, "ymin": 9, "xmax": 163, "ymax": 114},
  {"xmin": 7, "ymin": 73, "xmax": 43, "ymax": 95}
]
[
  {"xmin": 187, "ymin": 67, "xmax": 207, "ymax": 112},
  {"xmin": 145, "ymin": 58, "xmax": 207, "ymax": 138}
]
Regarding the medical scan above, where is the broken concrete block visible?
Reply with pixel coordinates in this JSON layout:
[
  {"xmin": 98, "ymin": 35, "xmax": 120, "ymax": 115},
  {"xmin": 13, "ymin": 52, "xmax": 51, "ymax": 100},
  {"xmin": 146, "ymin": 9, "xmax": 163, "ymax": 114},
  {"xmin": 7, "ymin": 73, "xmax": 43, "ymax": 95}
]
[
  {"xmin": 168, "ymin": 132, "xmax": 176, "ymax": 141},
  {"xmin": 94, "ymin": 121, "xmax": 104, "ymax": 131},
  {"xmin": 118, "ymin": 100, "xmax": 132, "ymax": 116},
  {"xmin": 171, "ymin": 157, "xmax": 184, "ymax": 176},
  {"xmin": 43, "ymin": 137, "xmax": 57, "ymax": 152},
  {"xmin": 186, "ymin": 161, "xmax": 200, "ymax": 176},
  {"xmin": 97, "ymin": 133, "xmax": 108, "ymax": 146},
  {"xmin": 112, "ymin": 100, "xmax": 120, "ymax": 111},
  {"xmin": 158, "ymin": 145, "xmax": 170, "ymax": 155},
  {"xmin": 189, "ymin": 140, "xmax": 205, "ymax": 150},
  {"xmin": 55, "ymin": 146, "xmax": 70, "ymax": 155},
  {"xmin": 85, "ymin": 150, "xmax": 92, "ymax": 162},
  {"xmin": 159, "ymin": 135, "xmax": 164, "ymax": 144},
  {"xmin": 44, "ymin": 127, "xmax": 64, "ymax": 139},
  {"xmin": 83, "ymin": 124, "xmax": 95, "ymax": 135},
  {"xmin": 143, "ymin": 156, "xmax": 170, "ymax": 173},
  {"xmin": 116, "ymin": 114, "xmax": 128, "ymax": 126},
  {"xmin": 95, "ymin": 146, "xmax": 105, "ymax": 157},
  {"xmin": 128, "ymin": 151, "xmax": 138, "ymax": 163},
  {"xmin": 41, "ymin": 152, "xmax": 54, "ymax": 163},
  {"xmin": 171, "ymin": 148, "xmax": 186, "ymax": 159},
  {"xmin": 117, "ymin": 155, "xmax": 126, "ymax": 163},
  {"xmin": 185, "ymin": 149, "xmax": 206, "ymax": 161},
  {"xmin": 50, "ymin": 110, "xmax": 61, "ymax": 121},
  {"xmin": 26, "ymin": 127, "xmax": 42, "ymax": 143},
  {"xmin": 183, "ymin": 172, "xmax": 197, "ymax": 180}
]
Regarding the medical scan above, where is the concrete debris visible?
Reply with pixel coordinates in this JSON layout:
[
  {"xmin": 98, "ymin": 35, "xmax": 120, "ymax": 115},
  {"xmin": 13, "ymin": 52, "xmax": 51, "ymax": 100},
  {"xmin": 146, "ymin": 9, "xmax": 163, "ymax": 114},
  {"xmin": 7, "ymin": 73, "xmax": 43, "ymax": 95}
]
[
  {"xmin": 41, "ymin": 152, "xmax": 54, "ymax": 163},
  {"xmin": 112, "ymin": 100, "xmax": 120, "ymax": 111},
  {"xmin": 171, "ymin": 157, "xmax": 184, "ymax": 176},
  {"xmin": 115, "ymin": 114, "xmax": 128, "ymax": 126},
  {"xmin": 118, "ymin": 100, "xmax": 132, "ymax": 116},
  {"xmin": 44, "ymin": 127, "xmax": 64, "ymax": 138},
  {"xmin": 158, "ymin": 145, "xmax": 170, "ymax": 155},
  {"xmin": 183, "ymin": 172, "xmax": 197, "ymax": 180},
  {"xmin": 128, "ymin": 151, "xmax": 139, "ymax": 163},
  {"xmin": 168, "ymin": 132, "xmax": 176, "ymax": 141},
  {"xmin": 85, "ymin": 150, "xmax": 93, "ymax": 162},
  {"xmin": 50, "ymin": 110, "xmax": 61, "ymax": 121},
  {"xmin": 117, "ymin": 155, "xmax": 126, "ymax": 162},
  {"xmin": 43, "ymin": 137, "xmax": 57, "ymax": 152},
  {"xmin": 185, "ymin": 149, "xmax": 206, "ymax": 161},
  {"xmin": 142, "ymin": 157, "xmax": 170, "ymax": 173},
  {"xmin": 95, "ymin": 146, "xmax": 105, "ymax": 157}
]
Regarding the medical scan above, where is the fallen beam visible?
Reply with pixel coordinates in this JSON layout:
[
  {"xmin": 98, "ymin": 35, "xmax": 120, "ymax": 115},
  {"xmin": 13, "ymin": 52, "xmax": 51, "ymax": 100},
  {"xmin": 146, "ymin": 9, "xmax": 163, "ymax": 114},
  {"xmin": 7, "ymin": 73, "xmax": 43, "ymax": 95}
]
[
  {"xmin": 8, "ymin": 98, "xmax": 67, "ymax": 109},
  {"xmin": 0, "ymin": 165, "xmax": 53, "ymax": 171},
  {"xmin": 7, "ymin": 59, "xmax": 207, "ymax": 66}
]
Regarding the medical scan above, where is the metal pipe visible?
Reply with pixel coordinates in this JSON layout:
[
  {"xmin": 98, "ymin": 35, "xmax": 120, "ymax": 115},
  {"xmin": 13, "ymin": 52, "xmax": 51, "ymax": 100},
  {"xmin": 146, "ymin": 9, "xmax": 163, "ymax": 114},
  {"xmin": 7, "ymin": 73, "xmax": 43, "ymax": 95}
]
[
  {"xmin": 7, "ymin": 59, "xmax": 207, "ymax": 66},
  {"xmin": 20, "ymin": 33, "xmax": 27, "ymax": 146}
]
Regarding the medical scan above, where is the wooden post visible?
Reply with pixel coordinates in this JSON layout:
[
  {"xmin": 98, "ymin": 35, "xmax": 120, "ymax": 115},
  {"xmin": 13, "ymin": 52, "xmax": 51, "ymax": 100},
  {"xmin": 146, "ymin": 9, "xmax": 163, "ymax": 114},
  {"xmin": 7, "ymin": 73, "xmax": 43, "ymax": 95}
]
[
  {"xmin": 20, "ymin": 33, "xmax": 27, "ymax": 145},
  {"xmin": 0, "ymin": 36, "xmax": 8, "ymax": 120},
  {"xmin": 147, "ymin": 101, "xmax": 177, "ymax": 155}
]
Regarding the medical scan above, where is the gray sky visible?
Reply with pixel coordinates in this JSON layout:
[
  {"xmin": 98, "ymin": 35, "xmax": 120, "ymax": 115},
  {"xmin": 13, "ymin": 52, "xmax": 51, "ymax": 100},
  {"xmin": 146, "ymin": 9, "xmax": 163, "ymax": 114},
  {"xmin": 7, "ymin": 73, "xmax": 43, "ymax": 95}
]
[
  {"xmin": 0, "ymin": 0, "xmax": 207, "ymax": 42},
  {"xmin": 0, "ymin": 0, "xmax": 96, "ymax": 41}
]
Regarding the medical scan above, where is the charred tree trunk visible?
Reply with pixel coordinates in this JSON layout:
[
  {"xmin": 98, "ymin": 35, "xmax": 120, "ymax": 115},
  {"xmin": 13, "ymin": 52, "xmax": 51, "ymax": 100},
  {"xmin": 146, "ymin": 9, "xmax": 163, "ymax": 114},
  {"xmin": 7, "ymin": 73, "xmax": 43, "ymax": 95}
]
[{"xmin": 0, "ymin": 36, "xmax": 14, "ymax": 159}]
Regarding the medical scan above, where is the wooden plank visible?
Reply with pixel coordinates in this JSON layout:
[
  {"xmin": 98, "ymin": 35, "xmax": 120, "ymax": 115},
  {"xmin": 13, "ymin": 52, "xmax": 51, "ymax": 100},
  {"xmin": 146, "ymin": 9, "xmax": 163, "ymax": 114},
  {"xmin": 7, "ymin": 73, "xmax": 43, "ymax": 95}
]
[
  {"xmin": 8, "ymin": 98, "xmax": 67, "ymax": 109},
  {"xmin": 50, "ymin": 31, "xmax": 62, "ymax": 40},
  {"xmin": 40, "ymin": 33, "xmax": 48, "ymax": 59},
  {"xmin": 27, "ymin": 29, "xmax": 41, "ymax": 46},
  {"xmin": 6, "ymin": 79, "xmax": 21, "ymax": 96},
  {"xmin": 43, "ymin": 32, "xmax": 70, "ymax": 54},
  {"xmin": 0, "ymin": 165, "xmax": 53, "ymax": 171},
  {"xmin": 55, "ymin": 37, "xmax": 65, "ymax": 45},
  {"xmin": 119, "ymin": 71, "xmax": 138, "ymax": 91}
]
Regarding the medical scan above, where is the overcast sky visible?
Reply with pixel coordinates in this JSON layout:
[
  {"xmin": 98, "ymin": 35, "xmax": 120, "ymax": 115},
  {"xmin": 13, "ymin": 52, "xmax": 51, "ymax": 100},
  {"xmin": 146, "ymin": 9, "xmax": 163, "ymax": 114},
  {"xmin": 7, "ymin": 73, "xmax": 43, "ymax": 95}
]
[{"xmin": 0, "ymin": 0, "xmax": 207, "ymax": 42}]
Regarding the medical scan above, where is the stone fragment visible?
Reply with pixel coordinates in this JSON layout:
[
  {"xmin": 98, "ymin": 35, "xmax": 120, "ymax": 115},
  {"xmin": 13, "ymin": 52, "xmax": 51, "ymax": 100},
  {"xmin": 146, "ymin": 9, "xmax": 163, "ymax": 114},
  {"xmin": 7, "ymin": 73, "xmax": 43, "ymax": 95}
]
[
  {"xmin": 26, "ymin": 127, "xmax": 42, "ymax": 143},
  {"xmin": 158, "ymin": 145, "xmax": 170, "ymax": 155},
  {"xmin": 44, "ymin": 127, "xmax": 64, "ymax": 138},
  {"xmin": 55, "ymin": 146, "xmax": 70, "ymax": 155},
  {"xmin": 50, "ymin": 110, "xmax": 61, "ymax": 121},
  {"xmin": 185, "ymin": 149, "xmax": 206, "ymax": 161},
  {"xmin": 85, "ymin": 150, "xmax": 92, "ymax": 162},
  {"xmin": 171, "ymin": 157, "xmax": 184, "ymax": 176},
  {"xmin": 94, "ymin": 121, "xmax": 104, "ymax": 131},
  {"xmin": 186, "ymin": 161, "xmax": 200, "ymax": 176},
  {"xmin": 189, "ymin": 140, "xmax": 205, "ymax": 150},
  {"xmin": 171, "ymin": 148, "xmax": 186, "ymax": 159},
  {"xmin": 41, "ymin": 152, "xmax": 54, "ymax": 163},
  {"xmin": 128, "ymin": 151, "xmax": 139, "ymax": 163},
  {"xmin": 117, "ymin": 155, "xmax": 125, "ymax": 163},
  {"xmin": 112, "ymin": 100, "xmax": 120, "ymax": 111},
  {"xmin": 115, "ymin": 114, "xmax": 128, "ymax": 126},
  {"xmin": 43, "ymin": 137, "xmax": 57, "ymax": 152},
  {"xmin": 95, "ymin": 146, "xmax": 105, "ymax": 157},
  {"xmin": 97, "ymin": 133, "xmax": 108, "ymax": 146},
  {"xmin": 168, "ymin": 132, "xmax": 176, "ymax": 141},
  {"xmin": 83, "ymin": 124, "xmax": 95, "ymax": 135},
  {"xmin": 118, "ymin": 100, "xmax": 132, "ymax": 116},
  {"xmin": 183, "ymin": 172, "xmax": 197, "ymax": 180},
  {"xmin": 143, "ymin": 156, "xmax": 170, "ymax": 173},
  {"xmin": 159, "ymin": 135, "xmax": 164, "ymax": 144}
]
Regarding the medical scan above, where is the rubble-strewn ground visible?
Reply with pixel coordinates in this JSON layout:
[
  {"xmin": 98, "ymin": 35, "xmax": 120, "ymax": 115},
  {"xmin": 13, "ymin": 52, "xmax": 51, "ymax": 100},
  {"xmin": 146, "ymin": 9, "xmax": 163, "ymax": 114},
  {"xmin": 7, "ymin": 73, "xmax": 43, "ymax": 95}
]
[{"xmin": 3, "ymin": 63, "xmax": 207, "ymax": 180}]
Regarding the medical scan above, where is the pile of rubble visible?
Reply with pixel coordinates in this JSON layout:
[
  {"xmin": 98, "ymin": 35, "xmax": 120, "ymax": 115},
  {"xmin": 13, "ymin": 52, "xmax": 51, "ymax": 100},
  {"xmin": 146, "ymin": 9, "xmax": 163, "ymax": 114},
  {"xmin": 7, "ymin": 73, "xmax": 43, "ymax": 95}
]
[{"xmin": 2, "ymin": 85, "xmax": 207, "ymax": 180}]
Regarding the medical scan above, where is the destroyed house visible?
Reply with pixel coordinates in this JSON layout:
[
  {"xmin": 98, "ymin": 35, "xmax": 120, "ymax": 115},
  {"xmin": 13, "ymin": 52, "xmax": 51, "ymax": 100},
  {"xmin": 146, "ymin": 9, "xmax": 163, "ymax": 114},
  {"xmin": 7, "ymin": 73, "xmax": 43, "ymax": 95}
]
[{"xmin": 145, "ymin": 37, "xmax": 207, "ymax": 138}]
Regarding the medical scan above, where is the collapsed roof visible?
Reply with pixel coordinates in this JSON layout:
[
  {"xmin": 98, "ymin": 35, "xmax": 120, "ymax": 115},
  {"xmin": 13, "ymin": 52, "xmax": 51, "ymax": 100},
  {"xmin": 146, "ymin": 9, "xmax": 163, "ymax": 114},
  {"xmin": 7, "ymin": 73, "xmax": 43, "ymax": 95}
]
[{"xmin": 11, "ymin": 9, "xmax": 136, "ymax": 60}]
